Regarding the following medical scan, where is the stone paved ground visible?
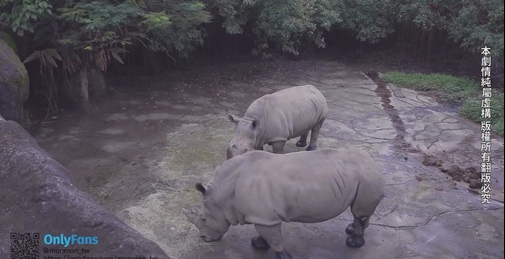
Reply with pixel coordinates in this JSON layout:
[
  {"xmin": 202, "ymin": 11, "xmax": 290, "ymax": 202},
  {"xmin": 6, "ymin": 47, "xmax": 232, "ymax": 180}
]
[{"xmin": 33, "ymin": 60, "xmax": 504, "ymax": 259}]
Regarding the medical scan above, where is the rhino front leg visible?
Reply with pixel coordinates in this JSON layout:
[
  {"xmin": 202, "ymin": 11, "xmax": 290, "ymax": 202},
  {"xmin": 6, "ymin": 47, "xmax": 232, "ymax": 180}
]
[
  {"xmin": 307, "ymin": 119, "xmax": 325, "ymax": 151},
  {"xmin": 253, "ymin": 224, "xmax": 293, "ymax": 259},
  {"xmin": 271, "ymin": 141, "xmax": 286, "ymax": 154},
  {"xmin": 295, "ymin": 133, "xmax": 308, "ymax": 147}
]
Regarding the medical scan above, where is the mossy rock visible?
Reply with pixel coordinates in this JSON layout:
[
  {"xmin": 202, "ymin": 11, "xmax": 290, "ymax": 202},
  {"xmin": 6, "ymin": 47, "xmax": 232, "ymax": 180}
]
[
  {"xmin": 0, "ymin": 31, "xmax": 18, "ymax": 55},
  {"xmin": 0, "ymin": 39, "xmax": 30, "ymax": 125}
]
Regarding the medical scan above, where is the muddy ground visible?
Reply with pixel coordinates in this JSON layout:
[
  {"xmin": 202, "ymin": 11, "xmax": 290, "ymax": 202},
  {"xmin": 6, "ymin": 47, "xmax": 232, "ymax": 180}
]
[{"xmin": 31, "ymin": 59, "xmax": 504, "ymax": 259}]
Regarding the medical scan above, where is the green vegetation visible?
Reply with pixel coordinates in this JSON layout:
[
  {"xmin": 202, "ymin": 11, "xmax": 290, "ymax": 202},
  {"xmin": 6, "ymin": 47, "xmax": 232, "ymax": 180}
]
[
  {"xmin": 0, "ymin": 0, "xmax": 503, "ymax": 115},
  {"xmin": 382, "ymin": 72, "xmax": 504, "ymax": 136}
]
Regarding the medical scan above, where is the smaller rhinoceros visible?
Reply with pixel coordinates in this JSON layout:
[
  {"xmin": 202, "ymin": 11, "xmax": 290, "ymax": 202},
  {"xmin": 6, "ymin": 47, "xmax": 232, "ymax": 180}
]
[
  {"xmin": 182, "ymin": 148, "xmax": 385, "ymax": 259},
  {"xmin": 226, "ymin": 85, "xmax": 328, "ymax": 159}
]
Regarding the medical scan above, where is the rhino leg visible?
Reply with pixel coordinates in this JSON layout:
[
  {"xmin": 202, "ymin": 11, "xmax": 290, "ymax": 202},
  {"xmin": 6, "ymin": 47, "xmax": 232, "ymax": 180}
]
[
  {"xmin": 255, "ymin": 145, "xmax": 264, "ymax": 151},
  {"xmin": 271, "ymin": 141, "xmax": 286, "ymax": 154},
  {"xmin": 345, "ymin": 222, "xmax": 355, "ymax": 235},
  {"xmin": 295, "ymin": 133, "xmax": 308, "ymax": 147},
  {"xmin": 346, "ymin": 182, "xmax": 380, "ymax": 248},
  {"xmin": 253, "ymin": 224, "xmax": 293, "ymax": 259},
  {"xmin": 251, "ymin": 236, "xmax": 270, "ymax": 250},
  {"xmin": 346, "ymin": 215, "xmax": 369, "ymax": 248},
  {"xmin": 306, "ymin": 119, "xmax": 325, "ymax": 151}
]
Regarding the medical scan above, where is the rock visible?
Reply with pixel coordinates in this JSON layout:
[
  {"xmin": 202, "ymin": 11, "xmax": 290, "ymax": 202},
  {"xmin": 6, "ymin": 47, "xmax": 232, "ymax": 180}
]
[
  {"xmin": 0, "ymin": 115, "xmax": 170, "ymax": 259},
  {"xmin": 62, "ymin": 70, "xmax": 93, "ymax": 113},
  {"xmin": 0, "ymin": 31, "xmax": 17, "ymax": 54},
  {"xmin": 0, "ymin": 39, "xmax": 29, "ymax": 124},
  {"xmin": 61, "ymin": 69, "xmax": 108, "ymax": 113},
  {"xmin": 87, "ymin": 68, "xmax": 107, "ymax": 98}
]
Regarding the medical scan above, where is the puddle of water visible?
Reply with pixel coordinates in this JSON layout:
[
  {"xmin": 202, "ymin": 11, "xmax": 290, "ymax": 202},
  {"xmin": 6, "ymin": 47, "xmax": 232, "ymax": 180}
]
[{"xmin": 366, "ymin": 71, "xmax": 418, "ymax": 155}]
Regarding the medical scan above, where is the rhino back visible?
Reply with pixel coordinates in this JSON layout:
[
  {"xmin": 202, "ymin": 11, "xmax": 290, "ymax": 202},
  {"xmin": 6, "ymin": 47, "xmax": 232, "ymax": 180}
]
[
  {"xmin": 233, "ymin": 149, "xmax": 378, "ymax": 225},
  {"xmin": 258, "ymin": 85, "xmax": 328, "ymax": 144}
]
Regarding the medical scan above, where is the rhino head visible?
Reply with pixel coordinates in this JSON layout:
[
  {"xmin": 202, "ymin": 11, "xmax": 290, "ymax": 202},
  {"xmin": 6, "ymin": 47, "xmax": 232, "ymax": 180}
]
[
  {"xmin": 182, "ymin": 183, "xmax": 231, "ymax": 242},
  {"xmin": 227, "ymin": 114, "xmax": 259, "ymax": 159}
]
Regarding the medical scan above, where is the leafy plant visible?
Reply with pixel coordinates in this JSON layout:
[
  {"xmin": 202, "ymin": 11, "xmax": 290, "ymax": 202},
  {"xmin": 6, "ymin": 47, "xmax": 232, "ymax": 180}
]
[
  {"xmin": 449, "ymin": 0, "xmax": 504, "ymax": 58},
  {"xmin": 0, "ymin": 0, "xmax": 53, "ymax": 37},
  {"xmin": 22, "ymin": 48, "xmax": 62, "ymax": 116}
]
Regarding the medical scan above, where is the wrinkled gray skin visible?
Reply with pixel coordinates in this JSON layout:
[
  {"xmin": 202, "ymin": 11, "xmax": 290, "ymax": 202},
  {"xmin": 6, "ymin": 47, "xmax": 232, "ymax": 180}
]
[
  {"xmin": 182, "ymin": 148, "xmax": 386, "ymax": 259},
  {"xmin": 227, "ymin": 85, "xmax": 328, "ymax": 159}
]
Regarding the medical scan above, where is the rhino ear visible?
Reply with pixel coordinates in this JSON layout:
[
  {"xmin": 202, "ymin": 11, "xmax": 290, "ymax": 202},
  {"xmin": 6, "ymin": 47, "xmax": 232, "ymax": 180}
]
[
  {"xmin": 195, "ymin": 183, "xmax": 207, "ymax": 195},
  {"xmin": 228, "ymin": 114, "xmax": 238, "ymax": 124}
]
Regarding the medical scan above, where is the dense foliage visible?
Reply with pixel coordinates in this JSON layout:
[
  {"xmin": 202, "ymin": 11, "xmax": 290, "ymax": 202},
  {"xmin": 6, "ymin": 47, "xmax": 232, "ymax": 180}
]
[{"xmin": 0, "ymin": 0, "xmax": 503, "ymax": 112}]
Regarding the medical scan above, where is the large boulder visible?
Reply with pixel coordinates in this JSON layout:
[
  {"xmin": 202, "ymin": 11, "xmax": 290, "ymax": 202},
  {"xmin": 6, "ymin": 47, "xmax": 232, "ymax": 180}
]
[
  {"xmin": 0, "ymin": 38, "xmax": 29, "ymax": 124},
  {"xmin": 0, "ymin": 115, "xmax": 170, "ymax": 259},
  {"xmin": 62, "ymin": 70, "xmax": 94, "ymax": 113},
  {"xmin": 87, "ymin": 68, "xmax": 107, "ymax": 98},
  {"xmin": 0, "ymin": 31, "xmax": 18, "ymax": 54}
]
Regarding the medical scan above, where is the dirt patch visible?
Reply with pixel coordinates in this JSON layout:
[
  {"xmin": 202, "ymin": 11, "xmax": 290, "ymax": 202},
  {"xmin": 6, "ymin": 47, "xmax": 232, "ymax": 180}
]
[{"xmin": 422, "ymin": 155, "xmax": 481, "ymax": 189}]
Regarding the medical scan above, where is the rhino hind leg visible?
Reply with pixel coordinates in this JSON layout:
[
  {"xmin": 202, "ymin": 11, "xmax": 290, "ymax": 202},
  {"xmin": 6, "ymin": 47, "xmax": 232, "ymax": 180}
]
[
  {"xmin": 253, "ymin": 224, "xmax": 293, "ymax": 259},
  {"xmin": 345, "ymin": 215, "xmax": 369, "ymax": 248},
  {"xmin": 346, "ymin": 182, "xmax": 381, "ymax": 248},
  {"xmin": 295, "ymin": 133, "xmax": 308, "ymax": 147},
  {"xmin": 307, "ymin": 118, "xmax": 325, "ymax": 151}
]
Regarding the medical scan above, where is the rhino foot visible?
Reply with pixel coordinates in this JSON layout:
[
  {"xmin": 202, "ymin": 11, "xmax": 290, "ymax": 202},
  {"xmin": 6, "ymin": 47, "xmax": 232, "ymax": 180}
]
[
  {"xmin": 274, "ymin": 251, "xmax": 293, "ymax": 259},
  {"xmin": 251, "ymin": 236, "xmax": 270, "ymax": 250},
  {"xmin": 295, "ymin": 140, "xmax": 307, "ymax": 147},
  {"xmin": 345, "ymin": 223, "xmax": 354, "ymax": 235},
  {"xmin": 346, "ymin": 234, "xmax": 365, "ymax": 248},
  {"xmin": 306, "ymin": 146, "xmax": 317, "ymax": 151}
]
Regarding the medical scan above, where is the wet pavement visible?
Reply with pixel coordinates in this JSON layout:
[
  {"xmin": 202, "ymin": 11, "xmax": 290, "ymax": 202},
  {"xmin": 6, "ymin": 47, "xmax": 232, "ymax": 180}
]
[{"xmin": 32, "ymin": 60, "xmax": 504, "ymax": 259}]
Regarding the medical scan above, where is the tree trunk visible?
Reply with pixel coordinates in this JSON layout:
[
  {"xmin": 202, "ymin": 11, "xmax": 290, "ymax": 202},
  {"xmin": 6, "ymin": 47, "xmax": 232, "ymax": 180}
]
[
  {"xmin": 426, "ymin": 28, "xmax": 435, "ymax": 63},
  {"xmin": 419, "ymin": 29, "xmax": 426, "ymax": 60}
]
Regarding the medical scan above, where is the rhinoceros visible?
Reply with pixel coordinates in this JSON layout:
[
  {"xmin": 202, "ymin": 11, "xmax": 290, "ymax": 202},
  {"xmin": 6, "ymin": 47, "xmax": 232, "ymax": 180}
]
[
  {"xmin": 226, "ymin": 85, "xmax": 328, "ymax": 159},
  {"xmin": 182, "ymin": 148, "xmax": 386, "ymax": 259}
]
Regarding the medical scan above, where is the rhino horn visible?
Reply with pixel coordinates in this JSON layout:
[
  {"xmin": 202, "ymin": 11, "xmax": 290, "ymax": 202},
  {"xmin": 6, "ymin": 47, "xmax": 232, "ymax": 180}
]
[{"xmin": 182, "ymin": 208, "xmax": 197, "ymax": 224}]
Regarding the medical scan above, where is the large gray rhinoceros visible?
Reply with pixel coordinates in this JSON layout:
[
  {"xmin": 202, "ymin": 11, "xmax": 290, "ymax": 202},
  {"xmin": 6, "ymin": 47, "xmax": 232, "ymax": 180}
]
[
  {"xmin": 226, "ymin": 84, "xmax": 328, "ymax": 159},
  {"xmin": 182, "ymin": 148, "xmax": 386, "ymax": 259}
]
